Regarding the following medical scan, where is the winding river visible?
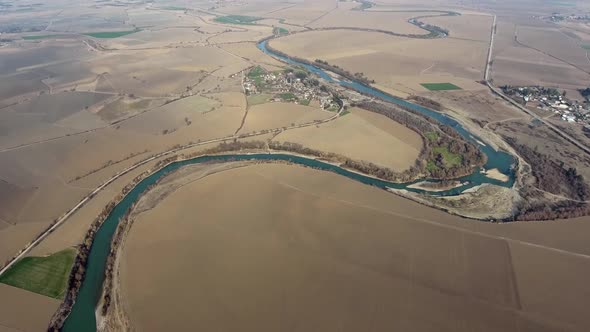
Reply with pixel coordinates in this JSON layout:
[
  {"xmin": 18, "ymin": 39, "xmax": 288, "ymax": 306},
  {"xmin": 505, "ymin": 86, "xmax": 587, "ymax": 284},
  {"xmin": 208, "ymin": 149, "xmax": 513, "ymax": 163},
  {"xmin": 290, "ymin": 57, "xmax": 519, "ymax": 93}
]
[{"xmin": 60, "ymin": 40, "xmax": 515, "ymax": 331}]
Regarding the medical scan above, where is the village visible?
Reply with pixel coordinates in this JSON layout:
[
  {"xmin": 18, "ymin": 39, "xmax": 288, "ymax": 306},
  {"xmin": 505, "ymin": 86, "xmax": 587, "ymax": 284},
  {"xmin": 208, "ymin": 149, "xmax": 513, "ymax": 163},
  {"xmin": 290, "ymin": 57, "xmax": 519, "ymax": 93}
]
[
  {"xmin": 501, "ymin": 85, "xmax": 590, "ymax": 125},
  {"xmin": 239, "ymin": 66, "xmax": 340, "ymax": 111},
  {"xmin": 539, "ymin": 13, "xmax": 590, "ymax": 22}
]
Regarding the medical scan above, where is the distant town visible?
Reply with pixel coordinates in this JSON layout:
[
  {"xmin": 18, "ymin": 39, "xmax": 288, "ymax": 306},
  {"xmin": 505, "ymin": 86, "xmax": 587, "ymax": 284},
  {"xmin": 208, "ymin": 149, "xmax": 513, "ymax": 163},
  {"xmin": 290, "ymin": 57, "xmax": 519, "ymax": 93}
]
[
  {"xmin": 240, "ymin": 66, "xmax": 340, "ymax": 111},
  {"xmin": 501, "ymin": 85, "xmax": 590, "ymax": 125},
  {"xmin": 539, "ymin": 13, "xmax": 590, "ymax": 22}
]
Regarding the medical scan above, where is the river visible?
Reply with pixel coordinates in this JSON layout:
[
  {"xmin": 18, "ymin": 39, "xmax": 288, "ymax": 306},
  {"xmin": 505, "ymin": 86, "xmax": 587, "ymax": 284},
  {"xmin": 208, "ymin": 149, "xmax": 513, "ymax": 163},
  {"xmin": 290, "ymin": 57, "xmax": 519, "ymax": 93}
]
[{"xmin": 61, "ymin": 40, "xmax": 515, "ymax": 331}]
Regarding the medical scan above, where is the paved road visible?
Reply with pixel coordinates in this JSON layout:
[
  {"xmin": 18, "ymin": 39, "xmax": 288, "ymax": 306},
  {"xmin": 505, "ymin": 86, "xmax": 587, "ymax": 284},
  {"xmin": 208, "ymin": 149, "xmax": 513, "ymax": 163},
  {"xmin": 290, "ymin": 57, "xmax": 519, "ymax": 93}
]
[{"xmin": 484, "ymin": 15, "xmax": 590, "ymax": 156}]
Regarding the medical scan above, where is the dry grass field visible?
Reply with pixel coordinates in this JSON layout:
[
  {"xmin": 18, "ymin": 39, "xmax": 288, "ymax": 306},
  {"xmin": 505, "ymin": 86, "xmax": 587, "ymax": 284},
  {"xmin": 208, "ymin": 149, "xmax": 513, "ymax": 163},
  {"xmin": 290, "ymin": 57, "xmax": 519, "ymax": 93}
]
[
  {"xmin": 219, "ymin": 42, "xmax": 284, "ymax": 69},
  {"xmin": 257, "ymin": 0, "xmax": 338, "ymax": 26},
  {"xmin": 270, "ymin": 29, "xmax": 488, "ymax": 93},
  {"xmin": 273, "ymin": 107, "xmax": 423, "ymax": 170},
  {"xmin": 422, "ymin": 13, "xmax": 493, "ymax": 42},
  {"xmin": 419, "ymin": 90, "xmax": 527, "ymax": 124},
  {"xmin": 0, "ymin": 284, "xmax": 60, "ymax": 332},
  {"xmin": 307, "ymin": 8, "xmax": 438, "ymax": 35},
  {"xmin": 491, "ymin": 19, "xmax": 590, "ymax": 90},
  {"xmin": 517, "ymin": 26, "xmax": 590, "ymax": 73},
  {"xmin": 118, "ymin": 163, "xmax": 590, "ymax": 332},
  {"xmin": 239, "ymin": 102, "xmax": 333, "ymax": 134},
  {"xmin": 3, "ymin": 0, "xmax": 590, "ymax": 330}
]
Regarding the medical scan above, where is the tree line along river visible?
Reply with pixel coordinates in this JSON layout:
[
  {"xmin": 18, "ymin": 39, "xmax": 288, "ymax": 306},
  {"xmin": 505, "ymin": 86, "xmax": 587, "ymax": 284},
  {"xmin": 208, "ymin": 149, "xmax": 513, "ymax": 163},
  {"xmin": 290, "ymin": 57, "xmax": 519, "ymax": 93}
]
[{"xmin": 60, "ymin": 40, "xmax": 516, "ymax": 331}]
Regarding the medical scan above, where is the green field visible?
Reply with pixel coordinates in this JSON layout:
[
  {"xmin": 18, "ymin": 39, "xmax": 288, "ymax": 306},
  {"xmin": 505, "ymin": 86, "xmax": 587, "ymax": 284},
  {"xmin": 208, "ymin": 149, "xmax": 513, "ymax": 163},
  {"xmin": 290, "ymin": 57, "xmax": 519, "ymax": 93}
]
[
  {"xmin": 23, "ymin": 34, "xmax": 64, "ymax": 40},
  {"xmin": 0, "ymin": 248, "xmax": 76, "ymax": 299},
  {"xmin": 84, "ymin": 29, "xmax": 140, "ymax": 38},
  {"xmin": 214, "ymin": 15, "xmax": 262, "ymax": 25},
  {"xmin": 248, "ymin": 66, "xmax": 267, "ymax": 88},
  {"xmin": 432, "ymin": 146, "xmax": 463, "ymax": 167},
  {"xmin": 247, "ymin": 66, "xmax": 266, "ymax": 78},
  {"xmin": 426, "ymin": 160, "xmax": 439, "ymax": 172},
  {"xmin": 420, "ymin": 83, "xmax": 462, "ymax": 91},
  {"xmin": 273, "ymin": 27, "xmax": 289, "ymax": 35},
  {"xmin": 278, "ymin": 92, "xmax": 297, "ymax": 101},
  {"xmin": 581, "ymin": 44, "xmax": 590, "ymax": 50},
  {"xmin": 299, "ymin": 99, "xmax": 311, "ymax": 106},
  {"xmin": 247, "ymin": 94, "xmax": 272, "ymax": 106},
  {"xmin": 424, "ymin": 131, "xmax": 439, "ymax": 142}
]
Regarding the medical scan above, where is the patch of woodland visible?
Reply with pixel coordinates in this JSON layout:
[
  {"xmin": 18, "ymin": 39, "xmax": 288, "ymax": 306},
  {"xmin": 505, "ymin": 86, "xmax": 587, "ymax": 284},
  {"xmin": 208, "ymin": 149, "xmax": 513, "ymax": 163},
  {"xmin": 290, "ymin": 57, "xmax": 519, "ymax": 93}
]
[
  {"xmin": 504, "ymin": 137, "xmax": 590, "ymax": 221},
  {"xmin": 506, "ymin": 137, "xmax": 589, "ymax": 201},
  {"xmin": 513, "ymin": 197, "xmax": 590, "ymax": 221},
  {"xmin": 352, "ymin": 101, "xmax": 486, "ymax": 179},
  {"xmin": 313, "ymin": 59, "xmax": 375, "ymax": 84}
]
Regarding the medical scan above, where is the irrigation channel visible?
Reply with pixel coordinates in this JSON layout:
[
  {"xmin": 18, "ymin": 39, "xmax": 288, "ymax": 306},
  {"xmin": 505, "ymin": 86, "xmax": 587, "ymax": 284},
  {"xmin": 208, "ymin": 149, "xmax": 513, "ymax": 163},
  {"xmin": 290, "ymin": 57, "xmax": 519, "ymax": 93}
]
[{"xmin": 60, "ymin": 41, "xmax": 516, "ymax": 331}]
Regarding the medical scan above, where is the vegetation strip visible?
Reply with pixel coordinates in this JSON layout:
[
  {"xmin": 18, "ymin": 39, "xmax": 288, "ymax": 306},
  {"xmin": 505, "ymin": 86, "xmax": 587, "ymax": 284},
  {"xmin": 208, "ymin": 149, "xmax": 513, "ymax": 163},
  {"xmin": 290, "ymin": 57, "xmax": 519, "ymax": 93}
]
[
  {"xmin": 83, "ymin": 29, "xmax": 140, "ymax": 39},
  {"xmin": 214, "ymin": 15, "xmax": 263, "ymax": 25},
  {"xmin": 420, "ymin": 83, "xmax": 462, "ymax": 91}
]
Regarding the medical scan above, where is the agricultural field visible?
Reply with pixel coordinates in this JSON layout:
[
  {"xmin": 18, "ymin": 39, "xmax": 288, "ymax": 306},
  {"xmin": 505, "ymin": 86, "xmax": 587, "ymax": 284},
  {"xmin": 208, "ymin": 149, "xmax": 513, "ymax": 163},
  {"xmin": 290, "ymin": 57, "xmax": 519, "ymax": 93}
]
[
  {"xmin": 420, "ymin": 82, "xmax": 462, "ymax": 91},
  {"xmin": 307, "ymin": 8, "xmax": 439, "ymax": 35},
  {"xmin": 0, "ymin": 284, "xmax": 60, "ymax": 332},
  {"xmin": 115, "ymin": 163, "xmax": 590, "ymax": 332},
  {"xmin": 0, "ymin": 248, "xmax": 76, "ymax": 299},
  {"xmin": 2, "ymin": 0, "xmax": 590, "ymax": 331},
  {"xmin": 239, "ymin": 102, "xmax": 332, "ymax": 134},
  {"xmin": 214, "ymin": 15, "xmax": 263, "ymax": 25},
  {"xmin": 22, "ymin": 34, "xmax": 66, "ymax": 40},
  {"xmin": 273, "ymin": 107, "xmax": 423, "ymax": 170},
  {"xmin": 491, "ymin": 18, "xmax": 590, "ymax": 90},
  {"xmin": 83, "ymin": 29, "xmax": 141, "ymax": 39},
  {"xmin": 269, "ymin": 29, "xmax": 488, "ymax": 94}
]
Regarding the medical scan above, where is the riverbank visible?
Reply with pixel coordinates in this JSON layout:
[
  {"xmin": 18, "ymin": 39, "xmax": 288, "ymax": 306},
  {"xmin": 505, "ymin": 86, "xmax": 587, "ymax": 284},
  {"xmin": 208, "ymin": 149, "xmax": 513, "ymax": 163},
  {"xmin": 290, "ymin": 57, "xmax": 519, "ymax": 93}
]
[
  {"xmin": 51, "ymin": 140, "xmax": 518, "ymax": 331},
  {"xmin": 97, "ymin": 161, "xmax": 255, "ymax": 331},
  {"xmin": 48, "ymin": 28, "xmax": 517, "ymax": 331},
  {"xmin": 92, "ymin": 162, "xmax": 590, "ymax": 332}
]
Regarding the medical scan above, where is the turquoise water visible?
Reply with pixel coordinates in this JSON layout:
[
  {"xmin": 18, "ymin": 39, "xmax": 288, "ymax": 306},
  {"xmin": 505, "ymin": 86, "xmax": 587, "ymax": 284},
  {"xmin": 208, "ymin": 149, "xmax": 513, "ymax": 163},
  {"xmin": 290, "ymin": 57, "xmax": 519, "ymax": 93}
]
[
  {"xmin": 62, "ymin": 41, "xmax": 516, "ymax": 331},
  {"xmin": 257, "ymin": 40, "xmax": 515, "ymax": 177},
  {"xmin": 62, "ymin": 152, "xmax": 511, "ymax": 331}
]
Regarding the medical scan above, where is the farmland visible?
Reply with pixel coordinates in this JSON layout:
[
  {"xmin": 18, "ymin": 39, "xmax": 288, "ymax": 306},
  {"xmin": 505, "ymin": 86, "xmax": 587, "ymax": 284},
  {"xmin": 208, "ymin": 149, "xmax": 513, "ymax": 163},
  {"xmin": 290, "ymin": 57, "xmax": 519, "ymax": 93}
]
[
  {"xmin": 2, "ymin": 0, "xmax": 590, "ymax": 331},
  {"xmin": 214, "ymin": 15, "xmax": 262, "ymax": 25},
  {"xmin": 420, "ymin": 82, "xmax": 462, "ymax": 91},
  {"xmin": 83, "ymin": 29, "xmax": 141, "ymax": 38},
  {"xmin": 0, "ymin": 248, "xmax": 76, "ymax": 299},
  {"xmin": 22, "ymin": 34, "xmax": 65, "ymax": 40},
  {"xmin": 111, "ymin": 163, "xmax": 590, "ymax": 332}
]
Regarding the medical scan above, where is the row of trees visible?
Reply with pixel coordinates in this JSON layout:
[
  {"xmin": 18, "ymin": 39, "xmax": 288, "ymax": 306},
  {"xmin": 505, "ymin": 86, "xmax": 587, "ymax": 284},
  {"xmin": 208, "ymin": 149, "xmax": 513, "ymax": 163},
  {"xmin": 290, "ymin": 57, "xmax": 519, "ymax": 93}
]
[
  {"xmin": 313, "ymin": 59, "xmax": 375, "ymax": 84},
  {"xmin": 353, "ymin": 101, "xmax": 486, "ymax": 179},
  {"xmin": 514, "ymin": 199, "xmax": 590, "ymax": 221},
  {"xmin": 409, "ymin": 95, "xmax": 443, "ymax": 112}
]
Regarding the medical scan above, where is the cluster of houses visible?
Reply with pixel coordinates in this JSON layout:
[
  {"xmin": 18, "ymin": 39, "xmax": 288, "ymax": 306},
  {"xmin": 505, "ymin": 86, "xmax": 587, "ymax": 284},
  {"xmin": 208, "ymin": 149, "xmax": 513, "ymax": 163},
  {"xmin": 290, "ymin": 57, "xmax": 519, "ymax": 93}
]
[
  {"xmin": 501, "ymin": 85, "xmax": 590, "ymax": 124},
  {"xmin": 541, "ymin": 13, "xmax": 590, "ymax": 22},
  {"xmin": 242, "ymin": 67, "xmax": 337, "ymax": 109}
]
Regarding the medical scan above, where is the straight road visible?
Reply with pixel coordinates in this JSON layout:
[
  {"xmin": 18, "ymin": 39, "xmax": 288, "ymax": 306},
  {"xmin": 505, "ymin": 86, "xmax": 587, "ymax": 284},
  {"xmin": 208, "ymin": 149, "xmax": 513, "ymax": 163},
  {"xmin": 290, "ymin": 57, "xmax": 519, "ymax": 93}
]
[{"xmin": 484, "ymin": 15, "xmax": 590, "ymax": 156}]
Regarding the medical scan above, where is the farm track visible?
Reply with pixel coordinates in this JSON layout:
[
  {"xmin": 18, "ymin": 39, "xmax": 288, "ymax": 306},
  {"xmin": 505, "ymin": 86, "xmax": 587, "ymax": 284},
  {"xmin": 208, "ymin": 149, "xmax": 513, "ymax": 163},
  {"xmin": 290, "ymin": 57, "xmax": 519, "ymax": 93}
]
[
  {"xmin": 485, "ymin": 15, "xmax": 590, "ymax": 156},
  {"xmin": 0, "ymin": 96, "xmax": 345, "ymax": 277},
  {"xmin": 513, "ymin": 27, "xmax": 590, "ymax": 75}
]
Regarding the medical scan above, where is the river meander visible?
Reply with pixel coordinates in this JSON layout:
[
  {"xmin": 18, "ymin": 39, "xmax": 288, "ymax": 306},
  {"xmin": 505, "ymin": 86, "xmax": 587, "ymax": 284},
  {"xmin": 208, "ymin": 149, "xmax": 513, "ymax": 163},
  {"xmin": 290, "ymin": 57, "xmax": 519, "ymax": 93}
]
[{"xmin": 61, "ymin": 40, "xmax": 516, "ymax": 331}]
